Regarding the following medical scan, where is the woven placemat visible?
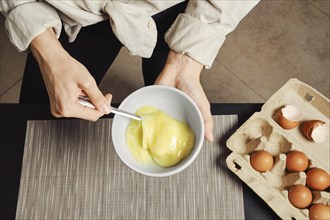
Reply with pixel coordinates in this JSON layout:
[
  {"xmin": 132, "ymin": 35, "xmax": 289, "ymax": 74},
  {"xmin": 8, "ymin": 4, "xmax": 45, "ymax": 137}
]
[{"xmin": 16, "ymin": 115, "xmax": 243, "ymax": 220}]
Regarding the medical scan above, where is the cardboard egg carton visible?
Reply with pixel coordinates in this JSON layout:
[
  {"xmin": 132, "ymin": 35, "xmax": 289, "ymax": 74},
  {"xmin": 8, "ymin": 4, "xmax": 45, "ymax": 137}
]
[{"xmin": 226, "ymin": 78, "xmax": 330, "ymax": 219}]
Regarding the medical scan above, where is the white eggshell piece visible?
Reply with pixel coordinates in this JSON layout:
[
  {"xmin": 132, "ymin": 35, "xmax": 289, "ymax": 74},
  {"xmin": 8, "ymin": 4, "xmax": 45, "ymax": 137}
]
[
  {"xmin": 311, "ymin": 123, "xmax": 329, "ymax": 143},
  {"xmin": 281, "ymin": 105, "xmax": 302, "ymax": 121}
]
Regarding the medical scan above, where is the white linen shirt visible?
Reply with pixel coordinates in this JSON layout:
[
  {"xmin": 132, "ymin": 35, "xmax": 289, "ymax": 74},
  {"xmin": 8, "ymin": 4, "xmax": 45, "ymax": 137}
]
[{"xmin": 0, "ymin": 0, "xmax": 259, "ymax": 68}]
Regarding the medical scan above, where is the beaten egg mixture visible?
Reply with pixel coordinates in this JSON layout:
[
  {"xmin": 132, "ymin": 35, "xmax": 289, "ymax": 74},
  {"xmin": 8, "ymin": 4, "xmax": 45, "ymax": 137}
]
[{"xmin": 125, "ymin": 106, "xmax": 195, "ymax": 167}]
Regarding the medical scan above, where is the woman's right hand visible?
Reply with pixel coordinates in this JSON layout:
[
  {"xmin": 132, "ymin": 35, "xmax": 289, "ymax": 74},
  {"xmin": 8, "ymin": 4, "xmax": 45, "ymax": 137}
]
[{"xmin": 30, "ymin": 28, "xmax": 112, "ymax": 121}]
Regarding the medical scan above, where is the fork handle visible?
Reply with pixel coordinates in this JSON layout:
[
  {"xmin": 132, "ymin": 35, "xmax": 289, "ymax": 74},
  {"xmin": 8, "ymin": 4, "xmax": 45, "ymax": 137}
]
[{"xmin": 78, "ymin": 96, "xmax": 141, "ymax": 121}]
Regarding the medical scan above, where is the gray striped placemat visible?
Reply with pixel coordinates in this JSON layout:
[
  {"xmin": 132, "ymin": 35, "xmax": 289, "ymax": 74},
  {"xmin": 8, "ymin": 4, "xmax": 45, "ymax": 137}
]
[{"xmin": 16, "ymin": 115, "xmax": 243, "ymax": 220}]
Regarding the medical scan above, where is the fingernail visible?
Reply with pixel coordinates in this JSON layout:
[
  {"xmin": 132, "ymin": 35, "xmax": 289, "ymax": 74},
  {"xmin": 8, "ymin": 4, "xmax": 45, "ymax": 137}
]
[{"xmin": 101, "ymin": 103, "xmax": 111, "ymax": 114}]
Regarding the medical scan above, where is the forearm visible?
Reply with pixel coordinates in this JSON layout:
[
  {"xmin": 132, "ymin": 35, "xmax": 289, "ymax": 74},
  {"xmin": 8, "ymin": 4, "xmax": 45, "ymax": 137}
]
[
  {"xmin": 30, "ymin": 28, "xmax": 67, "ymax": 66},
  {"xmin": 1, "ymin": 1, "xmax": 61, "ymax": 52},
  {"xmin": 165, "ymin": 0, "xmax": 260, "ymax": 68}
]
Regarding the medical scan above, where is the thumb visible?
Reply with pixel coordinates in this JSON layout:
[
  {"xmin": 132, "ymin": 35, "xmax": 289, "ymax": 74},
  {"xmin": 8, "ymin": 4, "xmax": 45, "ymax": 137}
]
[
  {"xmin": 204, "ymin": 114, "xmax": 214, "ymax": 142},
  {"xmin": 79, "ymin": 79, "xmax": 111, "ymax": 114}
]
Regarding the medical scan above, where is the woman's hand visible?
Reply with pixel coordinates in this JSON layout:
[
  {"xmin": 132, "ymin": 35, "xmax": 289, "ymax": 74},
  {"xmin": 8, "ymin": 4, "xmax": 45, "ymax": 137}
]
[
  {"xmin": 30, "ymin": 28, "xmax": 112, "ymax": 121},
  {"xmin": 155, "ymin": 50, "xmax": 214, "ymax": 142}
]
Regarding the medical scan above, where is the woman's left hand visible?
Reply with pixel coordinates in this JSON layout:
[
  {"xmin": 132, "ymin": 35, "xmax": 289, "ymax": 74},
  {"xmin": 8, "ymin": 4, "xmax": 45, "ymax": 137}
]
[{"xmin": 155, "ymin": 50, "xmax": 214, "ymax": 142}]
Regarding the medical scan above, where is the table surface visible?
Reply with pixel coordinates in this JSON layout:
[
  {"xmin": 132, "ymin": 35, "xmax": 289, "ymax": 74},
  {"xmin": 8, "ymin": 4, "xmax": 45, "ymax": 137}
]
[{"xmin": 0, "ymin": 103, "xmax": 279, "ymax": 220}]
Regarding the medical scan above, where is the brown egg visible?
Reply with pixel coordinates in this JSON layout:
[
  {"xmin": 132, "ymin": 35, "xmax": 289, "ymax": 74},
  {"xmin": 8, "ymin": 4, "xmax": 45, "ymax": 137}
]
[
  {"xmin": 250, "ymin": 150, "xmax": 274, "ymax": 172},
  {"xmin": 309, "ymin": 203, "xmax": 330, "ymax": 220},
  {"xmin": 306, "ymin": 168, "xmax": 330, "ymax": 191},
  {"xmin": 303, "ymin": 120, "xmax": 329, "ymax": 143},
  {"xmin": 277, "ymin": 105, "xmax": 302, "ymax": 130},
  {"xmin": 288, "ymin": 184, "xmax": 312, "ymax": 209},
  {"xmin": 286, "ymin": 150, "xmax": 309, "ymax": 172}
]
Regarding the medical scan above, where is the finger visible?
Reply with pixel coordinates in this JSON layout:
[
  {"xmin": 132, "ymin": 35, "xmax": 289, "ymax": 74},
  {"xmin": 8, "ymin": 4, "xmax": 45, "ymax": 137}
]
[
  {"xmin": 79, "ymin": 78, "xmax": 111, "ymax": 114},
  {"xmin": 54, "ymin": 97, "xmax": 104, "ymax": 121},
  {"xmin": 204, "ymin": 114, "xmax": 214, "ymax": 142},
  {"xmin": 79, "ymin": 90, "xmax": 87, "ymax": 97},
  {"xmin": 192, "ymin": 87, "xmax": 214, "ymax": 142},
  {"xmin": 104, "ymin": 93, "xmax": 113, "ymax": 106},
  {"xmin": 196, "ymin": 99, "xmax": 214, "ymax": 142},
  {"xmin": 50, "ymin": 103, "xmax": 62, "ymax": 118},
  {"xmin": 72, "ymin": 102, "xmax": 104, "ymax": 121},
  {"xmin": 73, "ymin": 93, "xmax": 112, "ymax": 121}
]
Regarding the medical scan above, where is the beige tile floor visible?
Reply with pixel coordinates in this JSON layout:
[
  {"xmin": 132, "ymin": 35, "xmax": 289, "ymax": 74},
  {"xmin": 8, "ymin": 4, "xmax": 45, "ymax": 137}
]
[{"xmin": 0, "ymin": 0, "xmax": 329, "ymax": 104}]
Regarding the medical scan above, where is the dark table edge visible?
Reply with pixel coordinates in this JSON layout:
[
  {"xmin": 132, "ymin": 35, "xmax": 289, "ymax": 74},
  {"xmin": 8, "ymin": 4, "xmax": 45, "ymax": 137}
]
[{"xmin": 1, "ymin": 103, "xmax": 279, "ymax": 220}]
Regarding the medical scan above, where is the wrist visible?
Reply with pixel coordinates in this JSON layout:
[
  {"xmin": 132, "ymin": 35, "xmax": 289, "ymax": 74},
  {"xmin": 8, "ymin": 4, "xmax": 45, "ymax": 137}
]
[
  {"xmin": 30, "ymin": 28, "xmax": 67, "ymax": 65},
  {"xmin": 163, "ymin": 50, "xmax": 203, "ymax": 83}
]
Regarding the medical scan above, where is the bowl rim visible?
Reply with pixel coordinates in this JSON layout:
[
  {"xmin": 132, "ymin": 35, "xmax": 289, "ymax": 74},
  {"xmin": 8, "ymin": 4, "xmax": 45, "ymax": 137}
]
[{"xmin": 111, "ymin": 85, "xmax": 205, "ymax": 177}]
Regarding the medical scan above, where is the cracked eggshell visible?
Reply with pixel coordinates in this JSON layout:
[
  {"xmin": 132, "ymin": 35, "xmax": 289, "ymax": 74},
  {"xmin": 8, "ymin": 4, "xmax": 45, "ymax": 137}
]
[
  {"xmin": 277, "ymin": 105, "xmax": 302, "ymax": 130},
  {"xmin": 226, "ymin": 79, "xmax": 330, "ymax": 220},
  {"xmin": 303, "ymin": 120, "xmax": 329, "ymax": 143}
]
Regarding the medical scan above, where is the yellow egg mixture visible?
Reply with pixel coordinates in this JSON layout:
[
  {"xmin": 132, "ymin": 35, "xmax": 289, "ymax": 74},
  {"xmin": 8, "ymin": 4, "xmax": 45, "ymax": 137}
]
[{"xmin": 125, "ymin": 106, "xmax": 195, "ymax": 167}]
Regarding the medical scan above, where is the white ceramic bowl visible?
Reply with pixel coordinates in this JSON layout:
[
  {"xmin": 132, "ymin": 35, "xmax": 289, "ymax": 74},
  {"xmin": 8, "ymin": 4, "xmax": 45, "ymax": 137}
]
[{"xmin": 111, "ymin": 85, "xmax": 204, "ymax": 177}]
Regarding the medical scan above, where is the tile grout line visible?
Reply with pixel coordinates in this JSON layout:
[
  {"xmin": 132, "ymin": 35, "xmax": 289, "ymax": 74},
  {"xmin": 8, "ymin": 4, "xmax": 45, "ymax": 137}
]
[
  {"xmin": 307, "ymin": 0, "xmax": 330, "ymax": 17},
  {"xmin": 213, "ymin": 59, "xmax": 266, "ymax": 102},
  {"xmin": 0, "ymin": 77, "xmax": 22, "ymax": 97}
]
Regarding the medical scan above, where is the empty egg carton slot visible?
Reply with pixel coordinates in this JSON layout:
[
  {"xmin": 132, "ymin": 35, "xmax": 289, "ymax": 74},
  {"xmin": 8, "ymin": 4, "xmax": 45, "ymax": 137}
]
[
  {"xmin": 226, "ymin": 79, "xmax": 330, "ymax": 219},
  {"xmin": 228, "ymin": 117, "xmax": 292, "ymax": 155},
  {"xmin": 227, "ymin": 116, "xmax": 329, "ymax": 219}
]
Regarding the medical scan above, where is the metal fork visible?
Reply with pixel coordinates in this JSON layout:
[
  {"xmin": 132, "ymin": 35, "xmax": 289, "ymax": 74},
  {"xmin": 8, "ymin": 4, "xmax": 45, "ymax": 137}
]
[{"xmin": 78, "ymin": 95, "xmax": 141, "ymax": 121}]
